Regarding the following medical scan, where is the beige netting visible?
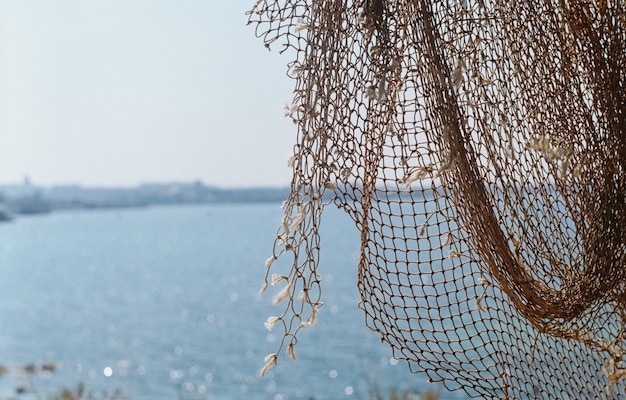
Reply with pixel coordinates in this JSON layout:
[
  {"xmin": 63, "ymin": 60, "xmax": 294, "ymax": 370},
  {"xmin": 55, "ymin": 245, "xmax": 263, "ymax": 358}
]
[{"xmin": 248, "ymin": 0, "xmax": 626, "ymax": 397}]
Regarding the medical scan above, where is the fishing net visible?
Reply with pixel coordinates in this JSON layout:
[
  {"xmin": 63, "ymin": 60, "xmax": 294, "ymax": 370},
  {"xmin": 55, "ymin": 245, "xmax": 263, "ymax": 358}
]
[{"xmin": 247, "ymin": 0, "xmax": 626, "ymax": 397}]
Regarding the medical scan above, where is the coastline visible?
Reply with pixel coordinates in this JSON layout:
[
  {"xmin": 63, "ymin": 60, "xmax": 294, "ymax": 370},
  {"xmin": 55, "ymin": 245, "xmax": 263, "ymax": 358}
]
[{"xmin": 0, "ymin": 181, "xmax": 290, "ymax": 221}]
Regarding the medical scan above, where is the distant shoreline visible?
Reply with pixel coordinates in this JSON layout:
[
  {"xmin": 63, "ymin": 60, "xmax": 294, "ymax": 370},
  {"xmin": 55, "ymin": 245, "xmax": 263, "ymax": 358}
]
[{"xmin": 0, "ymin": 181, "xmax": 291, "ymax": 219}]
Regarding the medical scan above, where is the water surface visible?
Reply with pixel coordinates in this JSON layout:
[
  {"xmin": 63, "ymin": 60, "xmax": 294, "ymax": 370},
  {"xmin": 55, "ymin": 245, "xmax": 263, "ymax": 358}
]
[{"xmin": 0, "ymin": 203, "xmax": 461, "ymax": 399}]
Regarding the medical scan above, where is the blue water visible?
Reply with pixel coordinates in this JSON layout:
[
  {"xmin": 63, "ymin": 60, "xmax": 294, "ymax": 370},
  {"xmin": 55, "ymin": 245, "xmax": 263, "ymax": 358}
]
[{"xmin": 0, "ymin": 203, "xmax": 464, "ymax": 399}]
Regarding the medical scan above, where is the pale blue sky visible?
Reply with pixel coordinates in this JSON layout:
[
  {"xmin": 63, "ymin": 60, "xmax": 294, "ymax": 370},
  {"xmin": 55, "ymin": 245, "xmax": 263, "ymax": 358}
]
[{"xmin": 0, "ymin": 1, "xmax": 295, "ymax": 188}]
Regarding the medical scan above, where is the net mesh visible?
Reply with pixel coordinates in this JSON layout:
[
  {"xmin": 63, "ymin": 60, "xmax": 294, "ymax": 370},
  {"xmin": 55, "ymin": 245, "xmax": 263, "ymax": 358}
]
[{"xmin": 247, "ymin": 0, "xmax": 626, "ymax": 397}]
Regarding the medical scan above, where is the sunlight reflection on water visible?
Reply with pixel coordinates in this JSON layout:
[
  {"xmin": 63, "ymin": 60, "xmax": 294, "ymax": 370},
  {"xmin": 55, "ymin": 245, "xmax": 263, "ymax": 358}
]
[{"xmin": 0, "ymin": 203, "xmax": 464, "ymax": 399}]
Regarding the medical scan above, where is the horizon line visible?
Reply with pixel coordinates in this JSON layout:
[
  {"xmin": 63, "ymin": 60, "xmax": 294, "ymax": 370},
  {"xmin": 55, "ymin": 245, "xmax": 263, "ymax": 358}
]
[{"xmin": 0, "ymin": 179, "xmax": 291, "ymax": 190}]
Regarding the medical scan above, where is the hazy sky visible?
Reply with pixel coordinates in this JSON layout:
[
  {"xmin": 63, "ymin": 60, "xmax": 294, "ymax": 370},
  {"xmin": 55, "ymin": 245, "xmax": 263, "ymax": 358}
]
[{"xmin": 0, "ymin": 1, "xmax": 296, "ymax": 188}]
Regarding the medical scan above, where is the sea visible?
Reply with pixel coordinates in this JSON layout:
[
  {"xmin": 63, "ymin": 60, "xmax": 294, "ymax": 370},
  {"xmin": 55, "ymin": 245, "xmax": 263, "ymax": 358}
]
[{"xmin": 0, "ymin": 202, "xmax": 468, "ymax": 400}]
